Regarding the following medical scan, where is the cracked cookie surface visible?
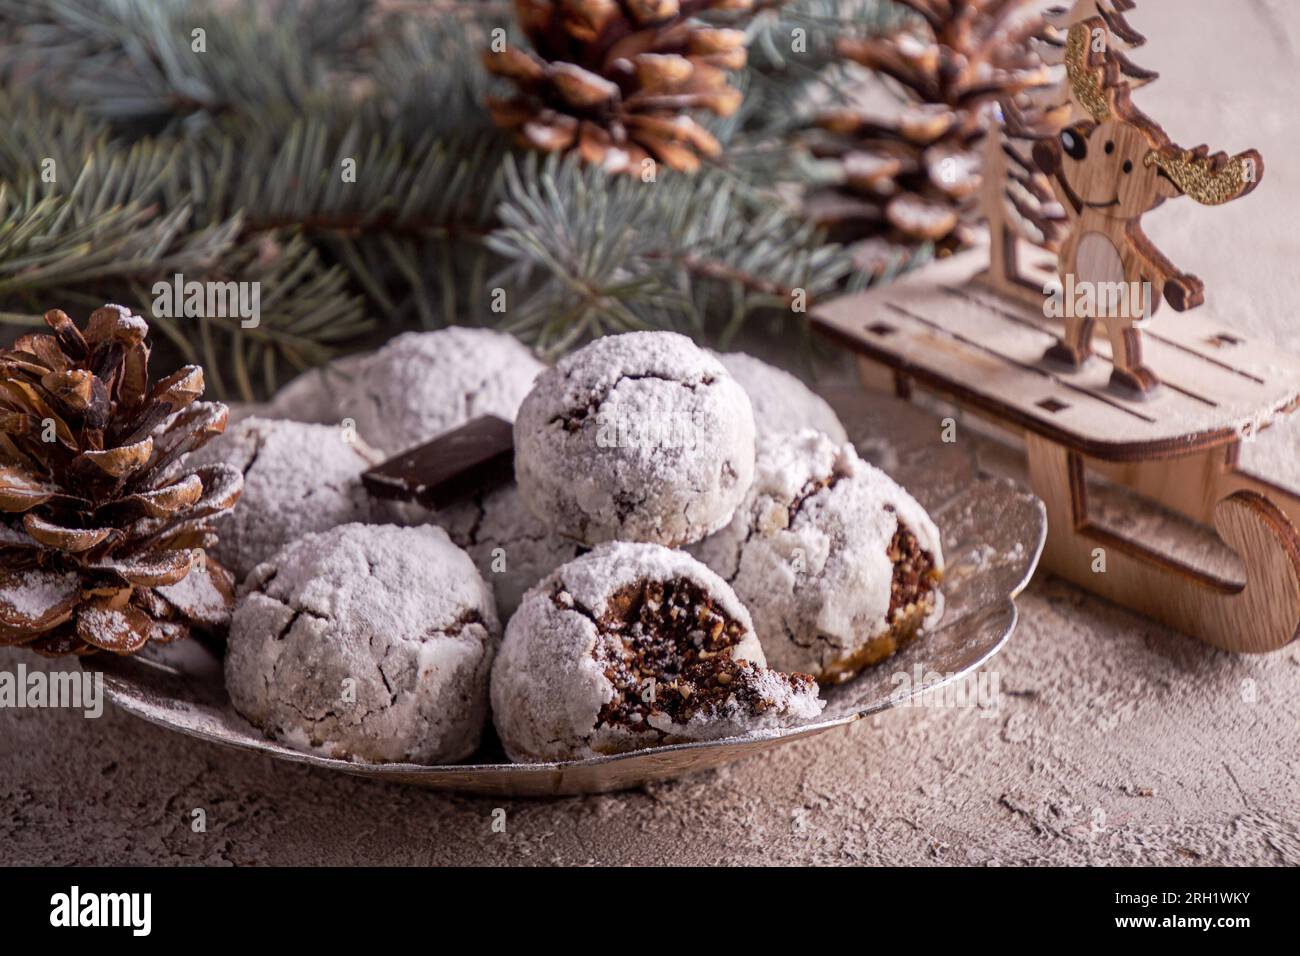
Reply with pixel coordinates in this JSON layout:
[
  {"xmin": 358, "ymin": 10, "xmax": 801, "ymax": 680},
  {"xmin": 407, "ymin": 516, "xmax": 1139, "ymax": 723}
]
[
  {"xmin": 224, "ymin": 523, "xmax": 500, "ymax": 763},
  {"xmin": 185, "ymin": 417, "xmax": 378, "ymax": 581},
  {"xmin": 490, "ymin": 542, "xmax": 823, "ymax": 763},
  {"xmin": 433, "ymin": 482, "xmax": 585, "ymax": 621},
  {"xmin": 514, "ymin": 332, "xmax": 756, "ymax": 548},
  {"xmin": 690, "ymin": 430, "xmax": 944, "ymax": 683}
]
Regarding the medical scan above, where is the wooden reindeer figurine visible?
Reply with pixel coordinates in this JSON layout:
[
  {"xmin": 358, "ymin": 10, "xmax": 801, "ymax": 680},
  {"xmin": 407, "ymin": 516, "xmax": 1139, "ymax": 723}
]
[
  {"xmin": 981, "ymin": 1, "xmax": 1153, "ymax": 308},
  {"xmin": 1032, "ymin": 17, "xmax": 1263, "ymax": 396}
]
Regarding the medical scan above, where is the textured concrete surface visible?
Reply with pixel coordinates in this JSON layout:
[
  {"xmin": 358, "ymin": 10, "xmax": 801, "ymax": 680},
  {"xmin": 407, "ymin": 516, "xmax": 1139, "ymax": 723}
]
[
  {"xmin": 3, "ymin": 585, "xmax": 1299, "ymax": 865},
  {"xmin": 3, "ymin": 0, "xmax": 1299, "ymax": 865}
]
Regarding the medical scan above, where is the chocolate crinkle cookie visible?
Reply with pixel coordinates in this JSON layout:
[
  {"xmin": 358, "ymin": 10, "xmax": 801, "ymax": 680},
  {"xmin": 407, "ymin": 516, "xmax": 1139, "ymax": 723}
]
[
  {"xmin": 514, "ymin": 332, "xmax": 755, "ymax": 548},
  {"xmin": 691, "ymin": 430, "xmax": 944, "ymax": 684},
  {"xmin": 184, "ymin": 417, "xmax": 377, "ymax": 582},
  {"xmin": 260, "ymin": 352, "xmax": 368, "ymax": 425},
  {"xmin": 714, "ymin": 351, "xmax": 848, "ymax": 444},
  {"xmin": 342, "ymin": 328, "xmax": 545, "ymax": 455},
  {"xmin": 225, "ymin": 523, "xmax": 500, "ymax": 764},
  {"xmin": 491, "ymin": 542, "xmax": 824, "ymax": 763},
  {"xmin": 435, "ymin": 482, "xmax": 585, "ymax": 621}
]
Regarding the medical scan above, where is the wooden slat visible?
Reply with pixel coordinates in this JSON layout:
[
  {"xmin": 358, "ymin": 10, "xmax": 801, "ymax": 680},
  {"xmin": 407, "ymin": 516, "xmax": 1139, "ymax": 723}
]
[
  {"xmin": 813, "ymin": 249, "xmax": 1300, "ymax": 460},
  {"xmin": 1009, "ymin": 252, "xmax": 1300, "ymax": 383},
  {"xmin": 950, "ymin": 284, "xmax": 1264, "ymax": 408},
  {"xmin": 884, "ymin": 300, "xmax": 1159, "ymax": 425},
  {"xmin": 885, "ymin": 284, "xmax": 1210, "ymax": 423},
  {"xmin": 818, "ymin": 298, "xmax": 1170, "ymax": 456}
]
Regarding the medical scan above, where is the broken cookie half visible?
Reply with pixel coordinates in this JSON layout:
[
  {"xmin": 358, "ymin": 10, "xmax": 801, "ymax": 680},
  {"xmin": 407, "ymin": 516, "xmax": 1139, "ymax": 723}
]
[{"xmin": 491, "ymin": 542, "xmax": 824, "ymax": 763}]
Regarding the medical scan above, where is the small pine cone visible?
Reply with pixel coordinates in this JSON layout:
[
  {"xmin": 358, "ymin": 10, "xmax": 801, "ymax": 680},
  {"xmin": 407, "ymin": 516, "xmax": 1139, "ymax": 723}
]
[
  {"xmin": 0, "ymin": 306, "xmax": 243, "ymax": 656},
  {"xmin": 484, "ymin": 0, "xmax": 752, "ymax": 175}
]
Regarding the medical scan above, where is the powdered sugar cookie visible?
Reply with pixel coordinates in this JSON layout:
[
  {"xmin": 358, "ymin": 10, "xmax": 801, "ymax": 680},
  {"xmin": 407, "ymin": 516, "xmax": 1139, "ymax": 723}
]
[
  {"xmin": 261, "ymin": 353, "xmax": 368, "ymax": 425},
  {"xmin": 514, "ymin": 332, "xmax": 755, "ymax": 547},
  {"xmin": 225, "ymin": 523, "xmax": 499, "ymax": 764},
  {"xmin": 184, "ymin": 417, "xmax": 376, "ymax": 581},
  {"xmin": 343, "ymin": 328, "xmax": 544, "ymax": 454},
  {"xmin": 714, "ymin": 351, "xmax": 848, "ymax": 443},
  {"xmin": 491, "ymin": 542, "xmax": 823, "ymax": 762},
  {"xmin": 690, "ymin": 430, "xmax": 943, "ymax": 683},
  {"xmin": 436, "ymin": 482, "xmax": 585, "ymax": 620}
]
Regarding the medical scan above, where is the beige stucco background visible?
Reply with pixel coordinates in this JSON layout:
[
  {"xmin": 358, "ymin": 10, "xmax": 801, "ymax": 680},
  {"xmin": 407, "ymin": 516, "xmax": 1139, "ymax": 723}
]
[{"xmin": 3, "ymin": 0, "xmax": 1298, "ymax": 865}]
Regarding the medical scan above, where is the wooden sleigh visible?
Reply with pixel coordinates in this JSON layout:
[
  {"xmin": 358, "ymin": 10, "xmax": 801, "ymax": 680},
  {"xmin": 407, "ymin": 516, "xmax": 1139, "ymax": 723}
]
[{"xmin": 813, "ymin": 244, "xmax": 1300, "ymax": 653}]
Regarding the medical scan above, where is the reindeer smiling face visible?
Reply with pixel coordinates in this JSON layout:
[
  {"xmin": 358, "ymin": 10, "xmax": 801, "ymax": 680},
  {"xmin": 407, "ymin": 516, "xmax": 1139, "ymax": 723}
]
[{"xmin": 1055, "ymin": 118, "xmax": 1180, "ymax": 221}]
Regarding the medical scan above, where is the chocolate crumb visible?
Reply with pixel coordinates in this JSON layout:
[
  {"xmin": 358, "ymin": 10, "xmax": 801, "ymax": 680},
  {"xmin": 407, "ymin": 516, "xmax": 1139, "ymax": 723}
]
[{"xmin": 887, "ymin": 524, "xmax": 940, "ymax": 623}]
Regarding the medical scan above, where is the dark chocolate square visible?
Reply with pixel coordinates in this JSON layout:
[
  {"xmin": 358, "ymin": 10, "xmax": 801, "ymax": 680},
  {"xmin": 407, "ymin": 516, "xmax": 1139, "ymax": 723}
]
[{"xmin": 362, "ymin": 415, "xmax": 515, "ymax": 511}]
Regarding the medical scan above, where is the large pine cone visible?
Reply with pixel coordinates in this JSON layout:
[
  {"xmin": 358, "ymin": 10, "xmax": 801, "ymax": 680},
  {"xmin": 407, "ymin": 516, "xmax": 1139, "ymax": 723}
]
[
  {"xmin": 806, "ymin": 0, "xmax": 1057, "ymax": 258},
  {"xmin": 0, "ymin": 306, "xmax": 243, "ymax": 656},
  {"xmin": 484, "ymin": 0, "xmax": 752, "ymax": 174}
]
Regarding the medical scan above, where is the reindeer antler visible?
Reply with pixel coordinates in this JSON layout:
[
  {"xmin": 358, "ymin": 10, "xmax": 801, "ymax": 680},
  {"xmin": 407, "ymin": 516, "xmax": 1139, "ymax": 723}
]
[
  {"xmin": 1065, "ymin": 19, "xmax": 1113, "ymax": 123},
  {"xmin": 1145, "ymin": 148, "xmax": 1264, "ymax": 205}
]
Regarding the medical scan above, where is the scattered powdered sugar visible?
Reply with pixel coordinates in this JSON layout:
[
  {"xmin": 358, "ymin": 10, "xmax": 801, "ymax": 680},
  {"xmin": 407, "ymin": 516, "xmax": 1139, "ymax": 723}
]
[
  {"xmin": 714, "ymin": 665, "xmax": 824, "ymax": 724},
  {"xmin": 78, "ymin": 604, "xmax": 134, "ymax": 645},
  {"xmin": 0, "ymin": 568, "xmax": 79, "ymax": 622},
  {"xmin": 119, "ymin": 315, "xmax": 149, "ymax": 338},
  {"xmin": 0, "ymin": 521, "xmax": 36, "ymax": 548},
  {"xmin": 343, "ymin": 328, "xmax": 545, "ymax": 455},
  {"xmin": 156, "ymin": 556, "xmax": 231, "ymax": 628},
  {"xmin": 691, "ymin": 429, "xmax": 944, "ymax": 678},
  {"xmin": 887, "ymin": 193, "xmax": 957, "ymax": 236},
  {"xmin": 183, "ymin": 416, "xmax": 378, "ymax": 582},
  {"xmin": 513, "ymin": 331, "xmax": 756, "ymax": 547},
  {"xmin": 98, "ymin": 303, "xmax": 148, "ymax": 338},
  {"xmin": 224, "ymin": 522, "xmax": 500, "ymax": 764},
  {"xmin": 713, "ymin": 351, "xmax": 848, "ymax": 443},
  {"xmin": 191, "ymin": 462, "xmax": 244, "ymax": 514}
]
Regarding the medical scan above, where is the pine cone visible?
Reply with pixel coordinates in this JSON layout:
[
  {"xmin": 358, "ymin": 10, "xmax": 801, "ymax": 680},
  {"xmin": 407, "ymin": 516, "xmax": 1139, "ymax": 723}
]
[
  {"xmin": 0, "ymin": 306, "xmax": 243, "ymax": 657},
  {"xmin": 484, "ymin": 0, "xmax": 753, "ymax": 174},
  {"xmin": 806, "ymin": 0, "xmax": 1057, "ymax": 259}
]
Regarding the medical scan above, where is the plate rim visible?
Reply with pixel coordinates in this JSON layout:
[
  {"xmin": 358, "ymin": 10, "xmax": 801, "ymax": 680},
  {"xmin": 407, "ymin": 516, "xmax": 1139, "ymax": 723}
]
[{"xmin": 96, "ymin": 599, "xmax": 1020, "ymax": 779}]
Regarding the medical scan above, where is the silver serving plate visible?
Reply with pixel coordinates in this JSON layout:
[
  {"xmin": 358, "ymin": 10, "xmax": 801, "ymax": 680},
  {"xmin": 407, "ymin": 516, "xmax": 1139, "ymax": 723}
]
[{"xmin": 83, "ymin": 387, "xmax": 1046, "ymax": 796}]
